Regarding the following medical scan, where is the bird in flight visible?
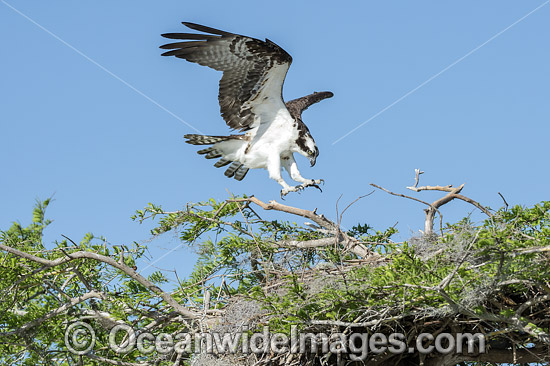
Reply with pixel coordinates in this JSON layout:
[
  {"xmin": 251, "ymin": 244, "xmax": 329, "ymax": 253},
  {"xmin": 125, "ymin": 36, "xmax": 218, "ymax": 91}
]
[{"xmin": 160, "ymin": 22, "xmax": 333, "ymax": 197}]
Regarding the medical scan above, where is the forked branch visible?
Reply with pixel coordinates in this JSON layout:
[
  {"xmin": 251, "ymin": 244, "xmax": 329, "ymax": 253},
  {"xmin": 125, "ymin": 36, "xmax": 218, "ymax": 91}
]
[{"xmin": 373, "ymin": 170, "xmax": 492, "ymax": 235}]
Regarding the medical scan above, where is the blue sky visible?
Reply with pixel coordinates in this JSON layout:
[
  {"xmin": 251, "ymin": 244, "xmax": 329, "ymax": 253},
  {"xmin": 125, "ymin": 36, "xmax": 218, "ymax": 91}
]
[{"xmin": 1, "ymin": 1, "xmax": 549, "ymax": 284}]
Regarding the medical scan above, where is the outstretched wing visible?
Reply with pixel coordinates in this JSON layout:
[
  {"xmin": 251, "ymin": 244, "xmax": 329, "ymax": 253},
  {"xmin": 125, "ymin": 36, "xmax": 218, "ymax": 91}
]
[
  {"xmin": 160, "ymin": 22, "xmax": 293, "ymax": 132},
  {"xmin": 285, "ymin": 91, "xmax": 334, "ymax": 121}
]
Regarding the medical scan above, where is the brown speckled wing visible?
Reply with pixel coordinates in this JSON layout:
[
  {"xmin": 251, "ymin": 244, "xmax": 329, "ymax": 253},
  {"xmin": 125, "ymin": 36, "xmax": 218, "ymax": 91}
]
[
  {"xmin": 285, "ymin": 91, "xmax": 334, "ymax": 121},
  {"xmin": 161, "ymin": 22, "xmax": 292, "ymax": 132}
]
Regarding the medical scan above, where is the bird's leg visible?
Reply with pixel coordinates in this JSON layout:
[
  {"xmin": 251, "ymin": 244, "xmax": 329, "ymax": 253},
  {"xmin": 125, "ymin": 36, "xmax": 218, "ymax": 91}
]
[
  {"xmin": 267, "ymin": 156, "xmax": 300, "ymax": 198},
  {"xmin": 283, "ymin": 157, "xmax": 324, "ymax": 193}
]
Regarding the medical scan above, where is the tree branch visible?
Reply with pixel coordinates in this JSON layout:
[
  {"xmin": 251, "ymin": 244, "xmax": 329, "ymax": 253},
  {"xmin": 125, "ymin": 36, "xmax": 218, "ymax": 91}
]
[
  {"xmin": 277, "ymin": 237, "xmax": 338, "ymax": 249},
  {"xmin": 0, "ymin": 291, "xmax": 104, "ymax": 337},
  {"xmin": 238, "ymin": 197, "xmax": 337, "ymax": 230},
  {"xmin": 0, "ymin": 243, "xmax": 200, "ymax": 319},
  {"xmin": 234, "ymin": 197, "xmax": 373, "ymax": 258}
]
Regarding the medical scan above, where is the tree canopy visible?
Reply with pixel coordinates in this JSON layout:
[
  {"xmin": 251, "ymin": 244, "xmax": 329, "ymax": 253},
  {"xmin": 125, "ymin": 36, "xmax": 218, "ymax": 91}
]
[{"xmin": 1, "ymin": 176, "xmax": 549, "ymax": 365}]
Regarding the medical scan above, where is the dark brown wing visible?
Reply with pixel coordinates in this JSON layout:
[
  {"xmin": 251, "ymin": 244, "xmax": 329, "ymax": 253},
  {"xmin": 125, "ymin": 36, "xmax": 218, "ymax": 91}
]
[
  {"xmin": 285, "ymin": 91, "xmax": 334, "ymax": 121},
  {"xmin": 161, "ymin": 22, "xmax": 293, "ymax": 132}
]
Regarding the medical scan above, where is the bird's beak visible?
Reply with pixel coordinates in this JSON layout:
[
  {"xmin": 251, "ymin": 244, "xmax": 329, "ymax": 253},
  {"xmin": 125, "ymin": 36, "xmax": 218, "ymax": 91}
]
[{"xmin": 310, "ymin": 148, "xmax": 319, "ymax": 167}]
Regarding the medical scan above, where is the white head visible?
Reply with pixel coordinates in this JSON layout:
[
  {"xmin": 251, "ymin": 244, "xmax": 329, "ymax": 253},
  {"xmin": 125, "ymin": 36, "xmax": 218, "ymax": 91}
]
[{"xmin": 296, "ymin": 129, "xmax": 319, "ymax": 167}]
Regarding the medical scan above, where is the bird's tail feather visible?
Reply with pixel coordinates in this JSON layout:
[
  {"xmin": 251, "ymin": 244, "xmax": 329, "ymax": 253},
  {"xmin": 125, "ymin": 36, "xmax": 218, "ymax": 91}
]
[
  {"xmin": 184, "ymin": 134, "xmax": 249, "ymax": 181},
  {"xmin": 197, "ymin": 146, "xmax": 222, "ymax": 159},
  {"xmin": 214, "ymin": 158, "xmax": 231, "ymax": 167},
  {"xmin": 233, "ymin": 165, "xmax": 249, "ymax": 181},
  {"xmin": 224, "ymin": 162, "xmax": 249, "ymax": 181},
  {"xmin": 184, "ymin": 134, "xmax": 242, "ymax": 145}
]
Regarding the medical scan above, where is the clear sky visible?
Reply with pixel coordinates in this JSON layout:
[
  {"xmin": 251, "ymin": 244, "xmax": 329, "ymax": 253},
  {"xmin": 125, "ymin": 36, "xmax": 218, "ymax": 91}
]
[{"xmin": 1, "ymin": 1, "xmax": 549, "ymax": 284}]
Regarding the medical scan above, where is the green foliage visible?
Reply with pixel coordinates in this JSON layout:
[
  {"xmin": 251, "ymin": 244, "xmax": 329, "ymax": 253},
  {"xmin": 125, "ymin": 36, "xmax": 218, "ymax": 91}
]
[
  {"xmin": 0, "ymin": 200, "xmax": 150, "ymax": 365},
  {"xmin": 255, "ymin": 201, "xmax": 550, "ymax": 336},
  {"xmin": 2, "ymin": 196, "xmax": 549, "ymax": 365}
]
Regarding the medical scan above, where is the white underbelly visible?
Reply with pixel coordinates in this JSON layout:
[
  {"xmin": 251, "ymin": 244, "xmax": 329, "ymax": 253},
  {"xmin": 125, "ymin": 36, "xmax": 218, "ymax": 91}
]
[
  {"xmin": 241, "ymin": 136, "xmax": 295, "ymax": 169},
  {"xmin": 217, "ymin": 104, "xmax": 297, "ymax": 170}
]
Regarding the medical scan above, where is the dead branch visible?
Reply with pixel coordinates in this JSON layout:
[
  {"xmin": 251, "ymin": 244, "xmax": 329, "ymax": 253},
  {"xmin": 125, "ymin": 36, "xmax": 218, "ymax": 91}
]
[
  {"xmin": 406, "ymin": 171, "xmax": 493, "ymax": 234},
  {"xmin": 407, "ymin": 185, "xmax": 455, "ymax": 193},
  {"xmin": 510, "ymin": 245, "xmax": 550, "ymax": 256},
  {"xmin": 407, "ymin": 168, "xmax": 424, "ymax": 190},
  {"xmin": 498, "ymin": 192, "xmax": 509, "ymax": 210},
  {"xmin": 374, "ymin": 170, "xmax": 492, "ymax": 235},
  {"xmin": 276, "ymin": 237, "xmax": 338, "ymax": 249},
  {"xmin": 370, "ymin": 183, "xmax": 444, "ymax": 235},
  {"xmin": 338, "ymin": 191, "xmax": 375, "ymax": 227},
  {"xmin": 370, "ymin": 183, "xmax": 435, "ymax": 208},
  {"xmin": 236, "ymin": 197, "xmax": 337, "ymax": 230},
  {"xmin": 453, "ymin": 193, "xmax": 493, "ymax": 216},
  {"xmin": 233, "ymin": 197, "xmax": 373, "ymax": 258}
]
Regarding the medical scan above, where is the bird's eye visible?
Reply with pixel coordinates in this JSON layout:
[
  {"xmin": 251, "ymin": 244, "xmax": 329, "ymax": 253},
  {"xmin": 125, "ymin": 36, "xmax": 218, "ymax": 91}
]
[{"xmin": 308, "ymin": 150, "xmax": 314, "ymax": 156}]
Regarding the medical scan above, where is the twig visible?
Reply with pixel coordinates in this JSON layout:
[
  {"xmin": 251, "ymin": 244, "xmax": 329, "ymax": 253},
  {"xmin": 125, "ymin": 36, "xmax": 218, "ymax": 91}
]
[
  {"xmin": 371, "ymin": 183, "xmax": 434, "ymax": 208},
  {"xmin": 407, "ymin": 168, "xmax": 424, "ymax": 190},
  {"xmin": 370, "ymin": 183, "xmax": 444, "ymax": 234},
  {"xmin": 338, "ymin": 191, "xmax": 374, "ymax": 226},
  {"xmin": 498, "ymin": 192, "xmax": 509, "ymax": 210}
]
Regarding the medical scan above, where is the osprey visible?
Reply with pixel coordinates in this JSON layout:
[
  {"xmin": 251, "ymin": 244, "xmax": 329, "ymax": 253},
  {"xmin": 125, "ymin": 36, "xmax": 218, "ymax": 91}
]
[{"xmin": 160, "ymin": 22, "xmax": 333, "ymax": 197}]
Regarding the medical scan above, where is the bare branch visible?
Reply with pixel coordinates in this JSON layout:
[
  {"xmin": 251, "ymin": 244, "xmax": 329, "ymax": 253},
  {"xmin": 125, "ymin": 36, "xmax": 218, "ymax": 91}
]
[
  {"xmin": 371, "ymin": 183, "xmax": 435, "ymax": 208},
  {"xmin": 498, "ymin": 192, "xmax": 509, "ymax": 210},
  {"xmin": 407, "ymin": 184, "xmax": 455, "ymax": 192},
  {"xmin": 453, "ymin": 193, "xmax": 493, "ymax": 216},
  {"xmin": 234, "ymin": 197, "xmax": 373, "ymax": 258},
  {"xmin": 406, "ymin": 168, "xmax": 424, "ymax": 190},
  {"xmin": 509, "ymin": 245, "xmax": 550, "ymax": 257},
  {"xmin": 376, "ymin": 170, "xmax": 493, "ymax": 235},
  {"xmin": 236, "ymin": 197, "xmax": 337, "ymax": 230},
  {"xmin": 370, "ymin": 183, "xmax": 443, "ymax": 234},
  {"xmin": 276, "ymin": 237, "xmax": 338, "ymax": 249},
  {"xmin": 516, "ymin": 294, "xmax": 550, "ymax": 317},
  {"xmin": 338, "ymin": 191, "xmax": 374, "ymax": 226}
]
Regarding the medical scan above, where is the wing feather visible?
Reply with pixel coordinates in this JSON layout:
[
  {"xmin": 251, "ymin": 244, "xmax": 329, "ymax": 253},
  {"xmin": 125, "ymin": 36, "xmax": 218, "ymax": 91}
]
[
  {"xmin": 161, "ymin": 22, "xmax": 292, "ymax": 131},
  {"xmin": 160, "ymin": 33, "xmax": 219, "ymax": 40},
  {"xmin": 285, "ymin": 91, "xmax": 334, "ymax": 121},
  {"xmin": 181, "ymin": 22, "xmax": 234, "ymax": 36},
  {"xmin": 160, "ymin": 41, "xmax": 205, "ymax": 50}
]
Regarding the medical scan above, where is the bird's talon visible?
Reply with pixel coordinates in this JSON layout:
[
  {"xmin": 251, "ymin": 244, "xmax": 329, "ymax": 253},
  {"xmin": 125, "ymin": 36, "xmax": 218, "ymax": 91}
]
[{"xmin": 312, "ymin": 184, "xmax": 323, "ymax": 193}]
